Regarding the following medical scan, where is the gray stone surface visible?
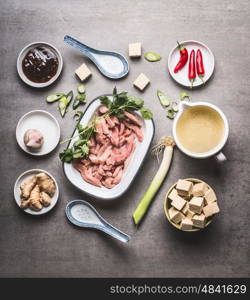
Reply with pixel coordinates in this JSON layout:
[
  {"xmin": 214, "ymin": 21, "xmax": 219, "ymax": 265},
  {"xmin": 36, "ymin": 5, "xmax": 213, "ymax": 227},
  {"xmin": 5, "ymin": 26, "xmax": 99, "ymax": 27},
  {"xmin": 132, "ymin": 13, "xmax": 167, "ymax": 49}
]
[{"xmin": 0, "ymin": 0, "xmax": 249, "ymax": 278}]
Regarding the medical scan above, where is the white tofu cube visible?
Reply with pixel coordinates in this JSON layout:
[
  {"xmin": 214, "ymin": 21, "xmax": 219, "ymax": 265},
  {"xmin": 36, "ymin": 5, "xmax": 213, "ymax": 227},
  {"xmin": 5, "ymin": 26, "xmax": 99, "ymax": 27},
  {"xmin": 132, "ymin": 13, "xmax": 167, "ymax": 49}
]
[
  {"xmin": 171, "ymin": 196, "xmax": 187, "ymax": 211},
  {"xmin": 168, "ymin": 207, "xmax": 184, "ymax": 224},
  {"xmin": 204, "ymin": 189, "xmax": 217, "ymax": 204},
  {"xmin": 182, "ymin": 202, "xmax": 189, "ymax": 215},
  {"xmin": 189, "ymin": 197, "xmax": 204, "ymax": 214},
  {"xmin": 203, "ymin": 202, "xmax": 220, "ymax": 218},
  {"xmin": 129, "ymin": 43, "xmax": 142, "ymax": 58},
  {"xmin": 192, "ymin": 182, "xmax": 208, "ymax": 197},
  {"xmin": 168, "ymin": 189, "xmax": 178, "ymax": 202},
  {"xmin": 180, "ymin": 218, "xmax": 193, "ymax": 230},
  {"xmin": 192, "ymin": 214, "xmax": 206, "ymax": 228},
  {"xmin": 133, "ymin": 73, "xmax": 150, "ymax": 91},
  {"xmin": 176, "ymin": 179, "xmax": 193, "ymax": 198},
  {"xmin": 187, "ymin": 209, "xmax": 195, "ymax": 219},
  {"xmin": 75, "ymin": 63, "xmax": 92, "ymax": 82}
]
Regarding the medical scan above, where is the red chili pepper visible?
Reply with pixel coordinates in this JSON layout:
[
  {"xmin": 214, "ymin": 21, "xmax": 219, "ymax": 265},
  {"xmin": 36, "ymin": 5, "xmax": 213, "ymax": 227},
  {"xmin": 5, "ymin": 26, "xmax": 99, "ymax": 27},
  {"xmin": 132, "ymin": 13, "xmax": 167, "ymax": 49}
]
[
  {"xmin": 174, "ymin": 41, "xmax": 188, "ymax": 73},
  {"xmin": 196, "ymin": 49, "xmax": 205, "ymax": 83},
  {"xmin": 188, "ymin": 49, "xmax": 196, "ymax": 88}
]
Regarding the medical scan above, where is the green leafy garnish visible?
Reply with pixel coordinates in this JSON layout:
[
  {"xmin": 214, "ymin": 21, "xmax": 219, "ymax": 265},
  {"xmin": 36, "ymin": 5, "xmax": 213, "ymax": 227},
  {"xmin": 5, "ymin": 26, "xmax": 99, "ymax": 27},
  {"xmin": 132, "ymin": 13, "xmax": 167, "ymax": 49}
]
[
  {"xmin": 140, "ymin": 107, "xmax": 153, "ymax": 120},
  {"xmin": 60, "ymin": 88, "xmax": 153, "ymax": 163},
  {"xmin": 46, "ymin": 93, "xmax": 64, "ymax": 103},
  {"xmin": 180, "ymin": 92, "xmax": 191, "ymax": 101},
  {"xmin": 144, "ymin": 51, "xmax": 161, "ymax": 62},
  {"xmin": 157, "ymin": 90, "xmax": 171, "ymax": 107}
]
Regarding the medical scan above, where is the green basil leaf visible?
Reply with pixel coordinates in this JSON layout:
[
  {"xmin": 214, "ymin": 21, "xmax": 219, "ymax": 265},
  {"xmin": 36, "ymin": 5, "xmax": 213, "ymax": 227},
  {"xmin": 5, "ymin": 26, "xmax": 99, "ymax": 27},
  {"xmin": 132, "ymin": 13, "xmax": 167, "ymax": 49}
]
[{"xmin": 140, "ymin": 107, "xmax": 153, "ymax": 119}]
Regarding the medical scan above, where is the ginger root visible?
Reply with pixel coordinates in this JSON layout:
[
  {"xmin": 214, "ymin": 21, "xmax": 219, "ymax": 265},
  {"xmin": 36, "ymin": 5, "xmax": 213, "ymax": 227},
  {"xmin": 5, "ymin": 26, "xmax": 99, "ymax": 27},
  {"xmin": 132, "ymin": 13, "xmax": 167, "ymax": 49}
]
[
  {"xmin": 40, "ymin": 192, "xmax": 52, "ymax": 207},
  {"xmin": 20, "ymin": 177, "xmax": 37, "ymax": 199},
  {"xmin": 29, "ymin": 185, "xmax": 43, "ymax": 211},
  {"xmin": 20, "ymin": 199, "xmax": 30, "ymax": 209},
  {"xmin": 36, "ymin": 173, "xmax": 56, "ymax": 196}
]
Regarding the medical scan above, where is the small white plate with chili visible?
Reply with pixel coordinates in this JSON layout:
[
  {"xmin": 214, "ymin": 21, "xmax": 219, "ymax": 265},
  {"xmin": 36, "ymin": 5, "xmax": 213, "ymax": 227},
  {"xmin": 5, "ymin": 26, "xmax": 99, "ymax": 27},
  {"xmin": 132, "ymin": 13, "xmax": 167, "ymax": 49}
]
[{"xmin": 168, "ymin": 40, "xmax": 215, "ymax": 88}]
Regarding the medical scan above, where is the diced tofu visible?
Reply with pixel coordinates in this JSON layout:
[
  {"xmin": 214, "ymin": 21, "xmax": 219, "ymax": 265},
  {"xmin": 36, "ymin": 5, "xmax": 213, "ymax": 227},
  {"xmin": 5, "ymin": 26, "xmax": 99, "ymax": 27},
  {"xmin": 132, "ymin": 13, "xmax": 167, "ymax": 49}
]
[
  {"xmin": 176, "ymin": 179, "xmax": 193, "ymax": 198},
  {"xmin": 189, "ymin": 197, "xmax": 204, "ymax": 214},
  {"xmin": 180, "ymin": 218, "xmax": 193, "ymax": 230},
  {"xmin": 75, "ymin": 63, "xmax": 92, "ymax": 82},
  {"xmin": 187, "ymin": 209, "xmax": 195, "ymax": 219},
  {"xmin": 204, "ymin": 189, "xmax": 217, "ymax": 204},
  {"xmin": 192, "ymin": 214, "xmax": 206, "ymax": 228},
  {"xmin": 171, "ymin": 196, "xmax": 187, "ymax": 211},
  {"xmin": 129, "ymin": 43, "xmax": 142, "ymax": 58},
  {"xmin": 203, "ymin": 202, "xmax": 220, "ymax": 218},
  {"xmin": 192, "ymin": 182, "xmax": 208, "ymax": 197},
  {"xmin": 168, "ymin": 189, "xmax": 178, "ymax": 202},
  {"xmin": 182, "ymin": 202, "xmax": 189, "ymax": 215},
  {"xmin": 133, "ymin": 73, "xmax": 150, "ymax": 91},
  {"xmin": 168, "ymin": 207, "xmax": 184, "ymax": 224}
]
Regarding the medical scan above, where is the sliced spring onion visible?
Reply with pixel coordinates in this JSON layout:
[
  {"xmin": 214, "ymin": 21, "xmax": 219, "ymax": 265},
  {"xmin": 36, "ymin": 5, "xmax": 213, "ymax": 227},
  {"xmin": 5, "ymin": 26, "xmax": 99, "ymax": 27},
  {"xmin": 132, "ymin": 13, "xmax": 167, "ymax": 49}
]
[
  {"xmin": 172, "ymin": 102, "xmax": 179, "ymax": 112},
  {"xmin": 77, "ymin": 83, "xmax": 85, "ymax": 94},
  {"xmin": 144, "ymin": 51, "xmax": 161, "ymax": 62},
  {"xmin": 58, "ymin": 91, "xmax": 73, "ymax": 117},
  {"xmin": 157, "ymin": 90, "xmax": 171, "ymax": 106},
  {"xmin": 180, "ymin": 92, "xmax": 191, "ymax": 101},
  {"xmin": 166, "ymin": 109, "xmax": 176, "ymax": 119},
  {"xmin": 132, "ymin": 137, "xmax": 175, "ymax": 225},
  {"xmin": 46, "ymin": 93, "xmax": 64, "ymax": 103},
  {"xmin": 73, "ymin": 110, "xmax": 84, "ymax": 121},
  {"xmin": 73, "ymin": 93, "xmax": 86, "ymax": 110}
]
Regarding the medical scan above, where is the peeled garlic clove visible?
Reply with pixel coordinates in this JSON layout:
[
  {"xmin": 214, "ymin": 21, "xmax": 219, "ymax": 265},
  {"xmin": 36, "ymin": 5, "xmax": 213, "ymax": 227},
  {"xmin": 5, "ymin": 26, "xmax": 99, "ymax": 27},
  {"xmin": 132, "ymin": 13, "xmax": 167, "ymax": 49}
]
[{"xmin": 24, "ymin": 129, "xmax": 44, "ymax": 150}]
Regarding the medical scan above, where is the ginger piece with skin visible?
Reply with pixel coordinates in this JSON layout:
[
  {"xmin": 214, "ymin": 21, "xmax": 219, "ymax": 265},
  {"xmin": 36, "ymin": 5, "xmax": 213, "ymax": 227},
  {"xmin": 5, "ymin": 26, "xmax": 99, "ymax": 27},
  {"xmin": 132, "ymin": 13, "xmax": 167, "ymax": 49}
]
[
  {"xmin": 20, "ymin": 199, "xmax": 30, "ymax": 209},
  {"xmin": 29, "ymin": 185, "xmax": 42, "ymax": 211},
  {"xmin": 20, "ymin": 177, "xmax": 37, "ymax": 199},
  {"xmin": 40, "ymin": 192, "xmax": 52, "ymax": 207},
  {"xmin": 36, "ymin": 173, "xmax": 56, "ymax": 196}
]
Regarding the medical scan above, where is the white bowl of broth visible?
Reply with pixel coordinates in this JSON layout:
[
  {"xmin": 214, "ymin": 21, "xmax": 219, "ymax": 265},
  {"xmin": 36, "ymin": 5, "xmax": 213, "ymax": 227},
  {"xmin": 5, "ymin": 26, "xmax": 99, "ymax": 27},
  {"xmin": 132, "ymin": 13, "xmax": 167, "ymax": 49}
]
[{"xmin": 173, "ymin": 102, "xmax": 229, "ymax": 160}]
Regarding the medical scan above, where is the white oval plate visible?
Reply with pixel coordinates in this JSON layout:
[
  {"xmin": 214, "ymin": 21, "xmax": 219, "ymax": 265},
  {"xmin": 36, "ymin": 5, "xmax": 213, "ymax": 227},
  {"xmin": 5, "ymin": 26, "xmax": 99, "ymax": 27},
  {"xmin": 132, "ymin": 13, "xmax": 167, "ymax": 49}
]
[
  {"xmin": 16, "ymin": 110, "xmax": 60, "ymax": 156},
  {"xmin": 63, "ymin": 95, "xmax": 155, "ymax": 200},
  {"xmin": 14, "ymin": 169, "xmax": 59, "ymax": 215},
  {"xmin": 168, "ymin": 40, "xmax": 215, "ymax": 88},
  {"xmin": 17, "ymin": 41, "xmax": 63, "ymax": 88}
]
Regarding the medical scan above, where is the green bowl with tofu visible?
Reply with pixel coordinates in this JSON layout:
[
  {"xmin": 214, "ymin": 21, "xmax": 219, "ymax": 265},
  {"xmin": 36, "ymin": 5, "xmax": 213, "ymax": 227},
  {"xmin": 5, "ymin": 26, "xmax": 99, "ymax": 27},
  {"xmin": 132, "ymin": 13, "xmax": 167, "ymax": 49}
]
[{"xmin": 164, "ymin": 178, "xmax": 220, "ymax": 232}]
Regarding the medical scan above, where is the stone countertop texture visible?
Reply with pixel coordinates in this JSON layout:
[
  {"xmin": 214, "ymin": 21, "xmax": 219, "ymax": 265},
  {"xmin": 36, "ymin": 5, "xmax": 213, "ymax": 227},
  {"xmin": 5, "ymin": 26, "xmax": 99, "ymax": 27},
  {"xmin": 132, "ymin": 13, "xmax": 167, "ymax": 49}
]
[{"xmin": 0, "ymin": 0, "xmax": 249, "ymax": 277}]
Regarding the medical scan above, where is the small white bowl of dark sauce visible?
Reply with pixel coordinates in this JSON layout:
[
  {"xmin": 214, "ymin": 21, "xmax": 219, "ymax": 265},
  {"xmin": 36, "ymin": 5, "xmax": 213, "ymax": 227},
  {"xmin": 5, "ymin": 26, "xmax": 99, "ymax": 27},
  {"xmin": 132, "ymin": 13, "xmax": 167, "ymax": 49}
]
[{"xmin": 17, "ymin": 41, "xmax": 63, "ymax": 88}]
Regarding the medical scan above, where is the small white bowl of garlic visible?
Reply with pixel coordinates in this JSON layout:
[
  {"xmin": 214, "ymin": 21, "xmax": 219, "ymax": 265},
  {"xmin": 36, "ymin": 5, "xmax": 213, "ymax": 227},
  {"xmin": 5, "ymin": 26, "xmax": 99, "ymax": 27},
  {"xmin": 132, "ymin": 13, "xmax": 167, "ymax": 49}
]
[{"xmin": 16, "ymin": 110, "xmax": 60, "ymax": 156}]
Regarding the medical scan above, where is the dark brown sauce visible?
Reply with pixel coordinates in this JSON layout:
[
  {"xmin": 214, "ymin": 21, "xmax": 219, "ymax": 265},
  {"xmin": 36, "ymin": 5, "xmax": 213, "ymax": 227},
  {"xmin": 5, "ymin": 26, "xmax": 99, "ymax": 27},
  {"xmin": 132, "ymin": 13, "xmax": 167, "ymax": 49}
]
[{"xmin": 22, "ymin": 46, "xmax": 59, "ymax": 83}]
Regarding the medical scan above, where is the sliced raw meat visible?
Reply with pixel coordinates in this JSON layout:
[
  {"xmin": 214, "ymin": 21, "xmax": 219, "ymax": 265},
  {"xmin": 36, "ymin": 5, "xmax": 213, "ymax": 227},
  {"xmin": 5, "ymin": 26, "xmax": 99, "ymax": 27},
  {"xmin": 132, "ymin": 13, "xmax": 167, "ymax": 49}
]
[{"xmin": 124, "ymin": 111, "xmax": 142, "ymax": 127}]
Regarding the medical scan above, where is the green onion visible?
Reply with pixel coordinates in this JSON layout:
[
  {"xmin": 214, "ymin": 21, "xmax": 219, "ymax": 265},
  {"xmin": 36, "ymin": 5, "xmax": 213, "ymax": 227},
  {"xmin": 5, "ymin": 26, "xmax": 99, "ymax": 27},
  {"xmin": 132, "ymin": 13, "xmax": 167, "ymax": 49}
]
[
  {"xmin": 144, "ymin": 51, "xmax": 161, "ymax": 62},
  {"xmin": 157, "ymin": 90, "xmax": 171, "ymax": 107},
  {"xmin": 132, "ymin": 137, "xmax": 175, "ymax": 225},
  {"xmin": 46, "ymin": 93, "xmax": 64, "ymax": 103}
]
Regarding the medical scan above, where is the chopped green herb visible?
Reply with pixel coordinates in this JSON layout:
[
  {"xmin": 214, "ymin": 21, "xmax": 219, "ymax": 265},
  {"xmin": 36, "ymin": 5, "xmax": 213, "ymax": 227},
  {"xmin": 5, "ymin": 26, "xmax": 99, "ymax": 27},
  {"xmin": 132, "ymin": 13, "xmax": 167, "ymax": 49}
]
[
  {"xmin": 73, "ymin": 93, "xmax": 86, "ymax": 110},
  {"xmin": 157, "ymin": 90, "xmax": 171, "ymax": 107},
  {"xmin": 172, "ymin": 102, "xmax": 179, "ymax": 112},
  {"xmin": 140, "ymin": 107, "xmax": 153, "ymax": 120},
  {"xmin": 73, "ymin": 110, "xmax": 84, "ymax": 121},
  {"xmin": 144, "ymin": 51, "xmax": 161, "ymax": 62}
]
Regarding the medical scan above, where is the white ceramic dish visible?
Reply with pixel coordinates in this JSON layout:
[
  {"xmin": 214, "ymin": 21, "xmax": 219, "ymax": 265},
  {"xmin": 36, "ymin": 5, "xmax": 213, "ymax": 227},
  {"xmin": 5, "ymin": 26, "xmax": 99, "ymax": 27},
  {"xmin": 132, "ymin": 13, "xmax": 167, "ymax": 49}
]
[
  {"xmin": 63, "ymin": 95, "xmax": 155, "ymax": 200},
  {"xmin": 168, "ymin": 40, "xmax": 215, "ymax": 88},
  {"xmin": 17, "ymin": 41, "xmax": 63, "ymax": 88},
  {"xmin": 14, "ymin": 169, "xmax": 59, "ymax": 215},
  {"xmin": 16, "ymin": 110, "xmax": 60, "ymax": 156}
]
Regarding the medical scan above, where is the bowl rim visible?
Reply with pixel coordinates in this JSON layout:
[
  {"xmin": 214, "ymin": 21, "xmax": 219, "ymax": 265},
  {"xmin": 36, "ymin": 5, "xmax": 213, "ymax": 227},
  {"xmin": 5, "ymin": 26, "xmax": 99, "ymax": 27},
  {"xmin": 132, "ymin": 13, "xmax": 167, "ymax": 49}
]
[
  {"xmin": 164, "ymin": 178, "xmax": 214, "ymax": 232},
  {"xmin": 17, "ymin": 41, "xmax": 63, "ymax": 88}
]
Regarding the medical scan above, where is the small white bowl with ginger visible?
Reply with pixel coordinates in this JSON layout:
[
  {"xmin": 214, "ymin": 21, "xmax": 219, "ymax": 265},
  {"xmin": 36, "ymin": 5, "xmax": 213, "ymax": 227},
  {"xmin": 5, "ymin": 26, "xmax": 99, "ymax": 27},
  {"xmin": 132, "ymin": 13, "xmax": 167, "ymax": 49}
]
[{"xmin": 14, "ymin": 169, "xmax": 59, "ymax": 215}]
